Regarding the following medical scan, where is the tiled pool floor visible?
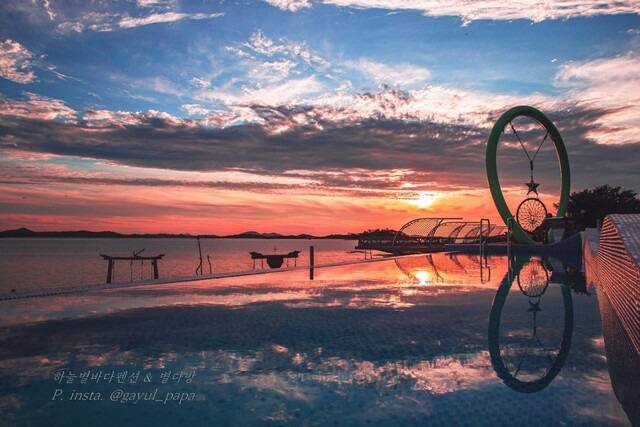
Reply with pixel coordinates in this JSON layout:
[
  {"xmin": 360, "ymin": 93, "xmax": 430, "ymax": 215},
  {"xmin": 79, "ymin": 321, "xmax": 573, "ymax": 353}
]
[{"xmin": 0, "ymin": 254, "xmax": 630, "ymax": 425}]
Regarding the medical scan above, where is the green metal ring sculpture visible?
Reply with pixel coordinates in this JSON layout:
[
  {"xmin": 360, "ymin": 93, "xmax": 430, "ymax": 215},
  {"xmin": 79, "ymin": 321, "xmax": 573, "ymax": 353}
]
[{"xmin": 486, "ymin": 106, "xmax": 570, "ymax": 244}]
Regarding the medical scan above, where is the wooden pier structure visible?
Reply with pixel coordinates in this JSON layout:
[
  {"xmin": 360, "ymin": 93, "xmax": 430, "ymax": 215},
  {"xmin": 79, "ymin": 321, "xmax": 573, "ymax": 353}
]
[
  {"xmin": 250, "ymin": 250, "xmax": 300, "ymax": 269},
  {"xmin": 100, "ymin": 253, "xmax": 165, "ymax": 283}
]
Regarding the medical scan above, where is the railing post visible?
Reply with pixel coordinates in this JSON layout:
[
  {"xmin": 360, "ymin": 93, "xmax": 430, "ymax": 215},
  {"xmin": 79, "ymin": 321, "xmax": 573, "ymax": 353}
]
[
  {"xmin": 506, "ymin": 217, "xmax": 514, "ymax": 277},
  {"xmin": 486, "ymin": 219, "xmax": 490, "ymax": 267},
  {"xmin": 309, "ymin": 245, "xmax": 314, "ymax": 280},
  {"xmin": 479, "ymin": 218, "xmax": 490, "ymax": 266},
  {"xmin": 479, "ymin": 219, "xmax": 484, "ymax": 257}
]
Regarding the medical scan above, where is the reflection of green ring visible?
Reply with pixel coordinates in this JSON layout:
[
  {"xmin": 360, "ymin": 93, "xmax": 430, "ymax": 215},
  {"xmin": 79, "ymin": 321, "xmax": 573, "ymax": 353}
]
[
  {"xmin": 488, "ymin": 256, "xmax": 573, "ymax": 393},
  {"xmin": 486, "ymin": 106, "xmax": 570, "ymax": 244}
]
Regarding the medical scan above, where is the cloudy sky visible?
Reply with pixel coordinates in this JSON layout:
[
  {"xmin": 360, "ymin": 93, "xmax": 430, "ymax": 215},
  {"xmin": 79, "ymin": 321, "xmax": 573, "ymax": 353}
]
[{"xmin": 0, "ymin": 0, "xmax": 639, "ymax": 234}]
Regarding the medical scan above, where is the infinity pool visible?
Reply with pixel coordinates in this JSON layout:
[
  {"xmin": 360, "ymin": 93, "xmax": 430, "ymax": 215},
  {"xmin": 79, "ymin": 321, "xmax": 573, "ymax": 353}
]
[{"xmin": 0, "ymin": 254, "xmax": 630, "ymax": 425}]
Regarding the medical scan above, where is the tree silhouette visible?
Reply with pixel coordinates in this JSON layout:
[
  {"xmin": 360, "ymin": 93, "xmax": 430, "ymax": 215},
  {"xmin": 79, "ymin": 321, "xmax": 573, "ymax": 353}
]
[
  {"xmin": 556, "ymin": 185, "xmax": 640, "ymax": 230},
  {"xmin": 360, "ymin": 228, "xmax": 398, "ymax": 236}
]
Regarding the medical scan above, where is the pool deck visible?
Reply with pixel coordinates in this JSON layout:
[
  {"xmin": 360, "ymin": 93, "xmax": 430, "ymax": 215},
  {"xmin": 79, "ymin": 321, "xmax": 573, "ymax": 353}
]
[
  {"xmin": 583, "ymin": 214, "xmax": 640, "ymax": 352},
  {"xmin": 583, "ymin": 214, "xmax": 640, "ymax": 426}
]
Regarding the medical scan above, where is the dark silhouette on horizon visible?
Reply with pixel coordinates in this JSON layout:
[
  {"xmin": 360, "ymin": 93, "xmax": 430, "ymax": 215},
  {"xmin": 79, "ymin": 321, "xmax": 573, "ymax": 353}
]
[{"xmin": 0, "ymin": 227, "xmax": 359, "ymax": 240}]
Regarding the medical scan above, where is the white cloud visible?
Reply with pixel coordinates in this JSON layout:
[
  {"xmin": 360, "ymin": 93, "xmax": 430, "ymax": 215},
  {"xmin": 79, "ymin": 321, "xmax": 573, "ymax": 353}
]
[
  {"xmin": 55, "ymin": 9, "xmax": 224, "ymax": 33},
  {"xmin": 225, "ymin": 46, "xmax": 252, "ymax": 58},
  {"xmin": 181, "ymin": 104, "xmax": 211, "ymax": 116},
  {"xmin": 555, "ymin": 54, "xmax": 640, "ymax": 144},
  {"xmin": 202, "ymin": 107, "xmax": 259, "ymax": 128},
  {"xmin": 83, "ymin": 109, "xmax": 195, "ymax": 128},
  {"xmin": 264, "ymin": 0, "xmax": 312, "ymax": 12},
  {"xmin": 345, "ymin": 58, "xmax": 431, "ymax": 87},
  {"xmin": 307, "ymin": 84, "xmax": 559, "ymax": 129},
  {"xmin": 0, "ymin": 93, "xmax": 76, "ymax": 121},
  {"xmin": 56, "ymin": 12, "xmax": 123, "ymax": 33},
  {"xmin": 47, "ymin": 65, "xmax": 76, "ymax": 81},
  {"xmin": 137, "ymin": 0, "xmax": 172, "ymax": 8},
  {"xmin": 0, "ymin": 39, "xmax": 36, "ymax": 84},
  {"xmin": 122, "ymin": 90, "xmax": 158, "ymax": 103},
  {"xmin": 241, "ymin": 30, "xmax": 328, "ymax": 68},
  {"xmin": 55, "ymin": 21, "xmax": 85, "ymax": 33},
  {"xmin": 83, "ymin": 109, "xmax": 141, "ymax": 126},
  {"xmin": 42, "ymin": 0, "xmax": 56, "ymax": 20},
  {"xmin": 202, "ymin": 31, "xmax": 332, "ymax": 121},
  {"xmin": 321, "ymin": 0, "xmax": 640, "ymax": 24},
  {"xmin": 247, "ymin": 59, "xmax": 298, "ymax": 83},
  {"xmin": 555, "ymin": 55, "xmax": 639, "ymax": 86},
  {"xmin": 244, "ymin": 30, "xmax": 284, "ymax": 56},
  {"xmin": 206, "ymin": 76, "xmax": 325, "ymax": 106},
  {"xmin": 190, "ymin": 77, "xmax": 212, "ymax": 89},
  {"xmin": 130, "ymin": 76, "xmax": 184, "ymax": 97},
  {"xmin": 193, "ymin": 82, "xmax": 560, "ymax": 134},
  {"xmin": 118, "ymin": 12, "xmax": 224, "ymax": 29}
]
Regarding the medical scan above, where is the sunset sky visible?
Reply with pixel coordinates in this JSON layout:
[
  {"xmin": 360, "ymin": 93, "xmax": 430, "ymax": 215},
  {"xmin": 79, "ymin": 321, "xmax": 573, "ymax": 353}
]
[{"xmin": 1, "ymin": 0, "xmax": 639, "ymax": 235}]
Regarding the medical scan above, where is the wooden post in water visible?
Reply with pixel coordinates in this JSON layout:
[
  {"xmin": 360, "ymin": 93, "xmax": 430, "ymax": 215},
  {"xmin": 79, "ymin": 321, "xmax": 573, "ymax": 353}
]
[
  {"xmin": 309, "ymin": 245, "xmax": 314, "ymax": 280},
  {"xmin": 196, "ymin": 236, "xmax": 203, "ymax": 275},
  {"xmin": 106, "ymin": 259, "xmax": 114, "ymax": 284}
]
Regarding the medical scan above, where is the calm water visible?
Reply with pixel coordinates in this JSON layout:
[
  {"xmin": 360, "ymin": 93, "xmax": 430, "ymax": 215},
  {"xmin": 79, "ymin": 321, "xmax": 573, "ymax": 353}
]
[
  {"xmin": 0, "ymin": 238, "xmax": 363, "ymax": 293},
  {"xmin": 0, "ymin": 253, "xmax": 630, "ymax": 425}
]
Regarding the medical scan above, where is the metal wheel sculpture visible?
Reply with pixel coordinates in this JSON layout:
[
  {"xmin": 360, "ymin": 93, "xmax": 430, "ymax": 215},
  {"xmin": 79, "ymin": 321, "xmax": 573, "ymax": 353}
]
[
  {"xmin": 516, "ymin": 198, "xmax": 548, "ymax": 233},
  {"xmin": 516, "ymin": 259, "xmax": 550, "ymax": 297},
  {"xmin": 486, "ymin": 106, "xmax": 570, "ymax": 245}
]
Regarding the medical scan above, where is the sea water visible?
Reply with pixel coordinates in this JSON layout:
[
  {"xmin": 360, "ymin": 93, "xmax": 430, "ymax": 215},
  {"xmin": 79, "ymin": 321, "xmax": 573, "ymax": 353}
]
[{"xmin": 0, "ymin": 238, "xmax": 362, "ymax": 293}]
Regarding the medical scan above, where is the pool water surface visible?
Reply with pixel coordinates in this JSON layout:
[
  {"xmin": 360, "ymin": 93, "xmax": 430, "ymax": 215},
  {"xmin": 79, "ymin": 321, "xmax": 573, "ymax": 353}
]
[{"xmin": 0, "ymin": 253, "xmax": 630, "ymax": 425}]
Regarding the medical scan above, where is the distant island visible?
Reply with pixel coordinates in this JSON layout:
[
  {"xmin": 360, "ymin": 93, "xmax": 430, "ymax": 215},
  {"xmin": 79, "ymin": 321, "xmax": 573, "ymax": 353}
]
[{"xmin": 0, "ymin": 227, "xmax": 360, "ymax": 240}]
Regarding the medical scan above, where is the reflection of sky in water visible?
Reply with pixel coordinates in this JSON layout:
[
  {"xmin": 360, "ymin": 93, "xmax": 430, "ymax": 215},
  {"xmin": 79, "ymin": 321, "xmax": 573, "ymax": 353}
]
[{"xmin": 0, "ymin": 254, "xmax": 630, "ymax": 425}]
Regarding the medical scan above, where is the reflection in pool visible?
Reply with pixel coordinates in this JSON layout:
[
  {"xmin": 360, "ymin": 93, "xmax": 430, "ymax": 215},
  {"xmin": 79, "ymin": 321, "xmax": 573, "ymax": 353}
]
[
  {"xmin": 489, "ymin": 256, "xmax": 574, "ymax": 394},
  {"xmin": 0, "ymin": 253, "xmax": 630, "ymax": 425}
]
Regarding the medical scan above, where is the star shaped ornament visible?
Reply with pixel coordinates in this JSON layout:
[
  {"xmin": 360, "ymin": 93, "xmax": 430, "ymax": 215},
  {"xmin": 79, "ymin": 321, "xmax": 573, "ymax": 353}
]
[
  {"xmin": 525, "ymin": 177, "xmax": 540, "ymax": 196},
  {"xmin": 528, "ymin": 300, "xmax": 542, "ymax": 313}
]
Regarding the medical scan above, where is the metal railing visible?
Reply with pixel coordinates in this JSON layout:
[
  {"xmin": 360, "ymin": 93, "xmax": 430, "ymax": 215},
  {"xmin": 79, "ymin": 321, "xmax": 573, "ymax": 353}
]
[
  {"xmin": 506, "ymin": 217, "xmax": 515, "ymax": 279},
  {"xmin": 479, "ymin": 218, "xmax": 491, "ymax": 260}
]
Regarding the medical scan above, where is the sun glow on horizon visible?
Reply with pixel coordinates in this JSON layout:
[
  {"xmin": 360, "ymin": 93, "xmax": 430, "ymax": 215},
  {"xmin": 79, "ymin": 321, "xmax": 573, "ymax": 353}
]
[
  {"xmin": 415, "ymin": 270, "xmax": 433, "ymax": 286},
  {"xmin": 410, "ymin": 192, "xmax": 441, "ymax": 209}
]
